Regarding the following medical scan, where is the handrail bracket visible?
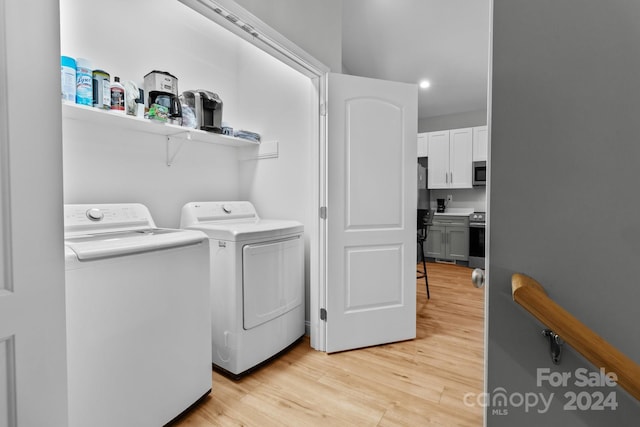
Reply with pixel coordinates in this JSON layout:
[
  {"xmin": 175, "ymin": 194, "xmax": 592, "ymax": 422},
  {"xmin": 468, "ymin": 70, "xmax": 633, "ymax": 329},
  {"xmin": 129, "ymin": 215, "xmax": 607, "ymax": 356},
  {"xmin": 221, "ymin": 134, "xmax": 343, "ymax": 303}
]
[{"xmin": 542, "ymin": 329, "xmax": 564, "ymax": 365}]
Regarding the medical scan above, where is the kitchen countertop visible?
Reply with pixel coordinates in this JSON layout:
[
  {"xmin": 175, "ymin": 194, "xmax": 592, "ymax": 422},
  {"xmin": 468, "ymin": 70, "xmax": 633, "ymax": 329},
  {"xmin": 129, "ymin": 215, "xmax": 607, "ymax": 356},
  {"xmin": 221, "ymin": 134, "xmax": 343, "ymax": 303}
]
[{"xmin": 433, "ymin": 208, "xmax": 475, "ymax": 216}]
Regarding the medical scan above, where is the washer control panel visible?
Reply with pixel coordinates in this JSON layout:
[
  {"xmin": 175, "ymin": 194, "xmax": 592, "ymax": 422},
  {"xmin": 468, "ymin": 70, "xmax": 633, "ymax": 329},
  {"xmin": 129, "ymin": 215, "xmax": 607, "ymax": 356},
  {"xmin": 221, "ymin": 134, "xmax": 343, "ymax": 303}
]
[
  {"xmin": 86, "ymin": 208, "xmax": 104, "ymax": 221},
  {"xmin": 64, "ymin": 204, "xmax": 155, "ymax": 235}
]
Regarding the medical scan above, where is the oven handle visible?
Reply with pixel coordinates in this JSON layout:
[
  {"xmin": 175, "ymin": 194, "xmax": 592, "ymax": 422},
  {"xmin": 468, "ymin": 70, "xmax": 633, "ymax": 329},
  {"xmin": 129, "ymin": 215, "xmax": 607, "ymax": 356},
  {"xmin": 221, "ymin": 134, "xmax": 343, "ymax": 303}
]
[{"xmin": 469, "ymin": 223, "xmax": 485, "ymax": 228}]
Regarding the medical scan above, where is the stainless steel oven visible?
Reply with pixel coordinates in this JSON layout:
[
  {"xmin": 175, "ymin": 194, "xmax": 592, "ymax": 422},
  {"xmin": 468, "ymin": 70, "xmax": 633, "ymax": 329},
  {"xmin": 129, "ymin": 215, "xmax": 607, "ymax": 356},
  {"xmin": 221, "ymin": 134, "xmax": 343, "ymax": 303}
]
[
  {"xmin": 468, "ymin": 212, "xmax": 485, "ymax": 269},
  {"xmin": 472, "ymin": 161, "xmax": 486, "ymax": 186}
]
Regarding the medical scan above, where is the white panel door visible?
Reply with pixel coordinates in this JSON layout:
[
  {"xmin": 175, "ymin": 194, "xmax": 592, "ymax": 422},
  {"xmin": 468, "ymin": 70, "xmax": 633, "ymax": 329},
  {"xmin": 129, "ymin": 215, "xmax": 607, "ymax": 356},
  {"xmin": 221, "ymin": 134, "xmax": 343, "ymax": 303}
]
[
  {"xmin": 326, "ymin": 73, "xmax": 417, "ymax": 353},
  {"xmin": 0, "ymin": 1, "xmax": 68, "ymax": 426},
  {"xmin": 449, "ymin": 127, "xmax": 473, "ymax": 188}
]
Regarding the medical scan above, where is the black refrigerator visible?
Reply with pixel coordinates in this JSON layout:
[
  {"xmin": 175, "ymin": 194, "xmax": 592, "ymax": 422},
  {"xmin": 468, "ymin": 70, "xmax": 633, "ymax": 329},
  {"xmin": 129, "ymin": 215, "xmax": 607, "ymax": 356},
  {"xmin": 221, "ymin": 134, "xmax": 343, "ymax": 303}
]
[
  {"xmin": 417, "ymin": 157, "xmax": 430, "ymax": 263},
  {"xmin": 417, "ymin": 157, "xmax": 430, "ymax": 212}
]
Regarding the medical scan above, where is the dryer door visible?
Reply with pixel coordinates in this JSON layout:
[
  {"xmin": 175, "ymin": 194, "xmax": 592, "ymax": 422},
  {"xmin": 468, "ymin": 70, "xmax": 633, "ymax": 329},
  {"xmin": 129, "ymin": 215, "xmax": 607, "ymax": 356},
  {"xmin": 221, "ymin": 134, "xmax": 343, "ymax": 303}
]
[{"xmin": 242, "ymin": 235, "xmax": 304, "ymax": 330}]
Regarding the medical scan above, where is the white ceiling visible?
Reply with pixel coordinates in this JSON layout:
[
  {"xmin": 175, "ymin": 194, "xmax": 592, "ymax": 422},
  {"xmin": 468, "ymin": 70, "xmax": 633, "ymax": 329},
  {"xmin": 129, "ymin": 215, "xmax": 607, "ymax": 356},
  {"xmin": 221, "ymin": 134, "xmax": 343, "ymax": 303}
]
[{"xmin": 341, "ymin": 0, "xmax": 491, "ymax": 120}]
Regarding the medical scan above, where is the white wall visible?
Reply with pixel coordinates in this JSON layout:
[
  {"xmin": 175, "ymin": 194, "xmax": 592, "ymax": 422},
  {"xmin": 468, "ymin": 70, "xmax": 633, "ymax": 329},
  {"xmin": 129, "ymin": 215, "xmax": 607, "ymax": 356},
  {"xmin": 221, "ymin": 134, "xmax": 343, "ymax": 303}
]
[
  {"xmin": 234, "ymin": 0, "xmax": 342, "ymax": 71},
  {"xmin": 430, "ymin": 188, "xmax": 486, "ymax": 213},
  {"xmin": 60, "ymin": 0, "xmax": 313, "ymax": 223},
  {"xmin": 235, "ymin": 44, "xmax": 314, "ymax": 221},
  {"xmin": 234, "ymin": 38, "xmax": 316, "ymax": 323},
  {"xmin": 61, "ymin": 123, "xmax": 241, "ymax": 227},
  {"xmin": 60, "ymin": 0, "xmax": 243, "ymax": 126},
  {"xmin": 489, "ymin": 0, "xmax": 640, "ymax": 425},
  {"xmin": 60, "ymin": 0, "xmax": 315, "ymax": 317},
  {"xmin": 60, "ymin": 0, "xmax": 243, "ymax": 226}
]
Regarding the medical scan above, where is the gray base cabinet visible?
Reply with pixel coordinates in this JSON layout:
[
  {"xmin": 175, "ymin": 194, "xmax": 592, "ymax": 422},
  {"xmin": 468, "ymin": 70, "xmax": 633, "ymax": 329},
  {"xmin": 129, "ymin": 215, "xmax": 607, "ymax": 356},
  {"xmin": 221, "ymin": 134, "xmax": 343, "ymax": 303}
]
[{"xmin": 426, "ymin": 216, "xmax": 469, "ymax": 261}]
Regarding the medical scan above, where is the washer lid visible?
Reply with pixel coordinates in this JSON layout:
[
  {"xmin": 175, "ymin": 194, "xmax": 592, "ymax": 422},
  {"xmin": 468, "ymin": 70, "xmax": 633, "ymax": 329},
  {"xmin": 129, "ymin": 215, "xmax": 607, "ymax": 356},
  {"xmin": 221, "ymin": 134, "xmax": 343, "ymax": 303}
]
[
  {"xmin": 64, "ymin": 203, "xmax": 206, "ymax": 260},
  {"xmin": 185, "ymin": 219, "xmax": 303, "ymax": 241},
  {"xmin": 65, "ymin": 229, "xmax": 206, "ymax": 260}
]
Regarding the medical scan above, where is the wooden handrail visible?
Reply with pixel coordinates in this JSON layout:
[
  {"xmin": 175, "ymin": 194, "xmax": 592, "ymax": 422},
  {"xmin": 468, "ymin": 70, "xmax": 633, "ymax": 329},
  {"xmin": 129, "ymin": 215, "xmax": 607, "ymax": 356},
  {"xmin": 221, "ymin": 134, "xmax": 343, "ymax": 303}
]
[{"xmin": 512, "ymin": 273, "xmax": 640, "ymax": 401}]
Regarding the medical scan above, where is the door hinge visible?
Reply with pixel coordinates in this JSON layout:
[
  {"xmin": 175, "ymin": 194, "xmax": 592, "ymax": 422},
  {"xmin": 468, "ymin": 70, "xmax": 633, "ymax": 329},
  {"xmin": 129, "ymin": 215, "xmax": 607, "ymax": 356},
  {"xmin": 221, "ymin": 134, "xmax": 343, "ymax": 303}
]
[
  {"xmin": 320, "ymin": 308, "xmax": 327, "ymax": 321},
  {"xmin": 320, "ymin": 103, "xmax": 327, "ymax": 116},
  {"xmin": 319, "ymin": 206, "xmax": 327, "ymax": 219}
]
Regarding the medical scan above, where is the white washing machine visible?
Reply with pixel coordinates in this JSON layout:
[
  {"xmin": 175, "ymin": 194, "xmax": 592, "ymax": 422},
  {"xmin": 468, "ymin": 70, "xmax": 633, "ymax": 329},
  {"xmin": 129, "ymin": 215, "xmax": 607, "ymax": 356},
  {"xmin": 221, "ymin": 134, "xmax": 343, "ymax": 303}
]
[
  {"xmin": 64, "ymin": 204, "xmax": 212, "ymax": 427},
  {"xmin": 180, "ymin": 201, "xmax": 305, "ymax": 377}
]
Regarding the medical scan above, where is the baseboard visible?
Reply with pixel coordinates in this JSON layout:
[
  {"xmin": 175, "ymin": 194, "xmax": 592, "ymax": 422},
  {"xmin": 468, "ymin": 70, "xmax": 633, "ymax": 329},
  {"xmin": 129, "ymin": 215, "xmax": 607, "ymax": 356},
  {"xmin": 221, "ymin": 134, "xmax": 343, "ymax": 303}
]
[{"xmin": 433, "ymin": 258, "xmax": 470, "ymax": 267}]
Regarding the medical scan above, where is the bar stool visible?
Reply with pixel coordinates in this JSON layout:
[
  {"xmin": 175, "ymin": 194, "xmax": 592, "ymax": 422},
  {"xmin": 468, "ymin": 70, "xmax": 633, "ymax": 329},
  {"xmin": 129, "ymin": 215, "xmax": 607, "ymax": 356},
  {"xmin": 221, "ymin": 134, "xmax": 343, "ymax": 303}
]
[{"xmin": 417, "ymin": 210, "xmax": 431, "ymax": 299}]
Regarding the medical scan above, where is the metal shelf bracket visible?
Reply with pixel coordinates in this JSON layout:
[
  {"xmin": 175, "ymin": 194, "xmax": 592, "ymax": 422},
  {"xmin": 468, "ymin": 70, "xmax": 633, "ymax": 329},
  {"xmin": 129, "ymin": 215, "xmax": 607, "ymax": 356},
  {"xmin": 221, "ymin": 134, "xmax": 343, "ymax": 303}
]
[{"xmin": 166, "ymin": 131, "xmax": 192, "ymax": 166}]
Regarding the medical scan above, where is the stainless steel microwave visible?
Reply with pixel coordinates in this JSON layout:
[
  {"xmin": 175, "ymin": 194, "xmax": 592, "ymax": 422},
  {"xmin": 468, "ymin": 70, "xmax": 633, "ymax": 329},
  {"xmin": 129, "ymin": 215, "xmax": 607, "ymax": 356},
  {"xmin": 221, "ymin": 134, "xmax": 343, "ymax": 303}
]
[{"xmin": 473, "ymin": 161, "xmax": 486, "ymax": 186}]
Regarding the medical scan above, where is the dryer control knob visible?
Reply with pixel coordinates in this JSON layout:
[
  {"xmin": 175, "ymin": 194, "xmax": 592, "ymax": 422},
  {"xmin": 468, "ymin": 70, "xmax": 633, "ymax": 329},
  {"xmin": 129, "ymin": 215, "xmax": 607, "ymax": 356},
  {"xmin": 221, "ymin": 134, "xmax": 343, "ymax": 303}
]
[
  {"xmin": 222, "ymin": 204, "xmax": 232, "ymax": 214},
  {"xmin": 86, "ymin": 208, "xmax": 104, "ymax": 221}
]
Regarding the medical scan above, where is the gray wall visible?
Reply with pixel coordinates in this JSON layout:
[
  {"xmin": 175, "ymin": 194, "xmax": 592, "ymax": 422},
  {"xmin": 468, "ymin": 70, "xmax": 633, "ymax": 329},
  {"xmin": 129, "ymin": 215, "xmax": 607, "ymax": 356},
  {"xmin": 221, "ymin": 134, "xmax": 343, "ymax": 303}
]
[
  {"xmin": 489, "ymin": 0, "xmax": 640, "ymax": 425},
  {"xmin": 419, "ymin": 109, "xmax": 487, "ymax": 132},
  {"xmin": 234, "ymin": 0, "xmax": 342, "ymax": 71}
]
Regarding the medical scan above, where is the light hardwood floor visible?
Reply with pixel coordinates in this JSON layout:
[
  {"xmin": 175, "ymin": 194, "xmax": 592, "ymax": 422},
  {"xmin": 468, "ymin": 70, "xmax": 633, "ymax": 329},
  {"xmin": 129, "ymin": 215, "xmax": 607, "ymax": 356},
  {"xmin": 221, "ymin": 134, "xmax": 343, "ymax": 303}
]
[{"xmin": 173, "ymin": 262, "xmax": 485, "ymax": 426}]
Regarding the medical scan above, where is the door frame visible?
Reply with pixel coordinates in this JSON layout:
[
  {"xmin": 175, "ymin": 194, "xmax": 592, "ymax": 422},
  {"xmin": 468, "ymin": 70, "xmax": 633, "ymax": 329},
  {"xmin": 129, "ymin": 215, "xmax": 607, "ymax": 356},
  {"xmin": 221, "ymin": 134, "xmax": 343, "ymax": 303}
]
[
  {"xmin": 482, "ymin": 2, "xmax": 494, "ymax": 426},
  {"xmin": 178, "ymin": 0, "xmax": 331, "ymax": 350},
  {"xmin": 180, "ymin": 5, "xmax": 491, "ymax": 423}
]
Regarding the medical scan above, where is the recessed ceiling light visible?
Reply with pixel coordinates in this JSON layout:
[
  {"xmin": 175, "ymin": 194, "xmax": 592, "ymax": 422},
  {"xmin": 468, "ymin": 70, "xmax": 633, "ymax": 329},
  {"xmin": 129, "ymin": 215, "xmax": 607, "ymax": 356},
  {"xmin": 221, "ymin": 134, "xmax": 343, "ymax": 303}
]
[{"xmin": 419, "ymin": 80, "xmax": 431, "ymax": 89}]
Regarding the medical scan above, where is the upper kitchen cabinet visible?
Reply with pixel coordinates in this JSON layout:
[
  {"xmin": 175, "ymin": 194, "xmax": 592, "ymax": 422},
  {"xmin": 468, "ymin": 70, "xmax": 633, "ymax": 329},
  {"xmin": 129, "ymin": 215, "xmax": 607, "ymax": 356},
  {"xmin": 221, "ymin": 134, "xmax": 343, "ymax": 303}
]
[
  {"xmin": 417, "ymin": 132, "xmax": 428, "ymax": 157},
  {"xmin": 472, "ymin": 125, "xmax": 488, "ymax": 161},
  {"xmin": 427, "ymin": 130, "xmax": 449, "ymax": 188},
  {"xmin": 427, "ymin": 128, "xmax": 473, "ymax": 189}
]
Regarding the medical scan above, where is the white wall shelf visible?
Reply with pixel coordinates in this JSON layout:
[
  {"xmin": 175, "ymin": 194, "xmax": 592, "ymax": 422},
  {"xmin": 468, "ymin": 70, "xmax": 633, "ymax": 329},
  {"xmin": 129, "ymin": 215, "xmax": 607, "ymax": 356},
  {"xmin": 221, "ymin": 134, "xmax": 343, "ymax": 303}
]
[{"xmin": 62, "ymin": 102, "xmax": 260, "ymax": 148}]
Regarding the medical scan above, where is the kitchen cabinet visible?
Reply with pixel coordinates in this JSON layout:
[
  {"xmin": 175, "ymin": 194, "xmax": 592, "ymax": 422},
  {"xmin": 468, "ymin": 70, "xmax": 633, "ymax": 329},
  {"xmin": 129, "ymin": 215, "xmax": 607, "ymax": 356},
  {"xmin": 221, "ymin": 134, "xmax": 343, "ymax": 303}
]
[
  {"xmin": 417, "ymin": 132, "xmax": 428, "ymax": 157},
  {"xmin": 426, "ymin": 215, "xmax": 469, "ymax": 262},
  {"xmin": 427, "ymin": 128, "xmax": 473, "ymax": 189},
  {"xmin": 472, "ymin": 125, "xmax": 488, "ymax": 161}
]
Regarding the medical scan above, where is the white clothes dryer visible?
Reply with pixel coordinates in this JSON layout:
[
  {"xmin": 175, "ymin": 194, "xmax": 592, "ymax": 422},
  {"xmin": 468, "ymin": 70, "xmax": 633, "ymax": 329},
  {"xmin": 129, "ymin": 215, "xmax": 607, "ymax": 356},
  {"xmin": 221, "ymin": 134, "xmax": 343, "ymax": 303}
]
[
  {"xmin": 180, "ymin": 201, "xmax": 305, "ymax": 377},
  {"xmin": 64, "ymin": 204, "xmax": 211, "ymax": 427}
]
